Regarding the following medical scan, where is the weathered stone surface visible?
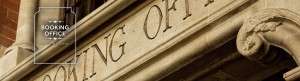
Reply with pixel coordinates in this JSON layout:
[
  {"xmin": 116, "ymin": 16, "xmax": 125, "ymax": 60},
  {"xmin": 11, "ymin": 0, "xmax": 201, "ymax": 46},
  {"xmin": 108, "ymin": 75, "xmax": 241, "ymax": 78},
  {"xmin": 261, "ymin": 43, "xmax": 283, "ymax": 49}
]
[
  {"xmin": 30, "ymin": 0, "xmax": 247, "ymax": 80},
  {"xmin": 3, "ymin": 0, "xmax": 300, "ymax": 81},
  {"xmin": 0, "ymin": 46, "xmax": 31, "ymax": 77},
  {"xmin": 0, "ymin": 46, "xmax": 6, "ymax": 58}
]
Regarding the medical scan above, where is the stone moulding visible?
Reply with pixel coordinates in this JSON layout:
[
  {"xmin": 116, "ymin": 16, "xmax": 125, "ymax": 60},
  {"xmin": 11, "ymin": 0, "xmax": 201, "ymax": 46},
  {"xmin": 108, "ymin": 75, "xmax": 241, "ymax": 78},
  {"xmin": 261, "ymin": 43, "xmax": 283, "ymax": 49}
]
[
  {"xmin": 236, "ymin": 8, "xmax": 300, "ymax": 80},
  {"xmin": 0, "ymin": 0, "xmax": 137, "ymax": 80}
]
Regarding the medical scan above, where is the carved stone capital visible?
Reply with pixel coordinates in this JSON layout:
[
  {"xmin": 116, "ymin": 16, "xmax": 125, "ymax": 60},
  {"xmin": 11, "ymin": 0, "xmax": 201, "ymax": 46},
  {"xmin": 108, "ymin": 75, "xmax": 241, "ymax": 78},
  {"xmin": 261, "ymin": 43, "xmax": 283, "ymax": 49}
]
[{"xmin": 236, "ymin": 8, "xmax": 300, "ymax": 80}]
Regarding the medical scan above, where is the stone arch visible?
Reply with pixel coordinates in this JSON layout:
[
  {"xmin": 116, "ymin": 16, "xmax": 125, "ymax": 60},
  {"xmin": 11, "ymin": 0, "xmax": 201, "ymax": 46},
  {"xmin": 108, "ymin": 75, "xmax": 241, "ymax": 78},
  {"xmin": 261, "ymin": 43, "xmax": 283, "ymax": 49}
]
[{"xmin": 236, "ymin": 8, "xmax": 300, "ymax": 80}]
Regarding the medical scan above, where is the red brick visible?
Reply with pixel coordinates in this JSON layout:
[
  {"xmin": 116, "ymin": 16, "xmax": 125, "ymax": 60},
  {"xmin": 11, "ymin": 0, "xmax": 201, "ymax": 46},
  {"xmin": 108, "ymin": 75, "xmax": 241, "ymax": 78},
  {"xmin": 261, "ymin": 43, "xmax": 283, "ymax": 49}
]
[
  {"xmin": 0, "ymin": 21, "xmax": 3, "ymax": 28},
  {"xmin": 0, "ymin": 35, "xmax": 14, "ymax": 47},
  {"xmin": 0, "ymin": 25, "xmax": 4, "ymax": 35},
  {"xmin": 1, "ymin": 18, "xmax": 8, "ymax": 25},
  {"xmin": 0, "ymin": 17, "xmax": 7, "ymax": 25},
  {"xmin": 5, "ymin": 28, "xmax": 16, "ymax": 40},
  {"xmin": 0, "ymin": 6, "xmax": 7, "ymax": 17},
  {"xmin": 0, "ymin": 15, "xmax": 4, "ymax": 25},
  {"xmin": 0, "ymin": 0, "xmax": 6, "ymax": 6},
  {"xmin": 9, "ymin": 0, "xmax": 20, "ymax": 5},
  {"xmin": 1, "ymin": 18, "xmax": 17, "ymax": 31},
  {"xmin": 7, "ymin": 9, "xmax": 18, "ymax": 23},
  {"xmin": 1, "ymin": 0, "xmax": 19, "ymax": 12},
  {"xmin": 0, "ymin": 26, "xmax": 16, "ymax": 40}
]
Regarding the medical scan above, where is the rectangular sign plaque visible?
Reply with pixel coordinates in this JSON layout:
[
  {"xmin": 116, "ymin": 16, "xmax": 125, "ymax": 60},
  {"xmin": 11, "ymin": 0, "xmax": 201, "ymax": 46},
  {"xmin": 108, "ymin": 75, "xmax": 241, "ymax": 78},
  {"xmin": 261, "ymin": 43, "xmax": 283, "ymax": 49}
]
[{"xmin": 34, "ymin": 7, "xmax": 77, "ymax": 64}]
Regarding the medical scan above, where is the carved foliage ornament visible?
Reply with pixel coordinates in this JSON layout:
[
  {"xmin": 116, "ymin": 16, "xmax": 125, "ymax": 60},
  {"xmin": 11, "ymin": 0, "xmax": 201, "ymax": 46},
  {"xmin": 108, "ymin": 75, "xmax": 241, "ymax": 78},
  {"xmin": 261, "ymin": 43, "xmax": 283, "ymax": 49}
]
[{"xmin": 237, "ymin": 8, "xmax": 300, "ymax": 61}]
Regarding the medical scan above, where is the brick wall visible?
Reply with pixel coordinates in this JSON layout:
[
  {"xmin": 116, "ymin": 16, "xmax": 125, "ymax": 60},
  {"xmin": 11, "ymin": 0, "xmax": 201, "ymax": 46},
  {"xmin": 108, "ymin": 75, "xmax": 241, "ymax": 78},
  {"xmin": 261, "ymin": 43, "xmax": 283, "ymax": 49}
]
[{"xmin": 0, "ymin": 0, "xmax": 20, "ymax": 56}]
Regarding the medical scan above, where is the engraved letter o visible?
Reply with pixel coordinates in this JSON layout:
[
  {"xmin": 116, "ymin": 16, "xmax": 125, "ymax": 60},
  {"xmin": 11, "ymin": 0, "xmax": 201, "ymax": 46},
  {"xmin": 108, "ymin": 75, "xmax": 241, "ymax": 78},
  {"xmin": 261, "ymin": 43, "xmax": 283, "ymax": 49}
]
[{"xmin": 143, "ymin": 5, "xmax": 163, "ymax": 39}]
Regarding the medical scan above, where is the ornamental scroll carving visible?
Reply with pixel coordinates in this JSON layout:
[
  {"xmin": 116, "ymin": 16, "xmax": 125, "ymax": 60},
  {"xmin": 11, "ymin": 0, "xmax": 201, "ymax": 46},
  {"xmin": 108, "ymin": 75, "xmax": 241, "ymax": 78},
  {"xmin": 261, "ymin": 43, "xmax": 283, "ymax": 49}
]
[
  {"xmin": 237, "ymin": 8, "xmax": 284, "ymax": 62},
  {"xmin": 236, "ymin": 8, "xmax": 300, "ymax": 80},
  {"xmin": 237, "ymin": 8, "xmax": 300, "ymax": 63}
]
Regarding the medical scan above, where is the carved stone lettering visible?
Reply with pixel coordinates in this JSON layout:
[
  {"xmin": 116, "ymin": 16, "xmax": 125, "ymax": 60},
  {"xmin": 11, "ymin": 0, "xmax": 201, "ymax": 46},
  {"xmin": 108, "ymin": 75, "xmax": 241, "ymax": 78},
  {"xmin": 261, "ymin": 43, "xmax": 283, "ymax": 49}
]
[
  {"xmin": 32, "ymin": 0, "xmax": 246, "ymax": 80},
  {"xmin": 205, "ymin": 0, "xmax": 214, "ymax": 7},
  {"xmin": 143, "ymin": 5, "xmax": 163, "ymax": 39},
  {"xmin": 162, "ymin": 0, "xmax": 172, "ymax": 32},
  {"xmin": 168, "ymin": 0, "xmax": 177, "ymax": 11},
  {"xmin": 183, "ymin": 0, "xmax": 192, "ymax": 20},
  {"xmin": 109, "ymin": 25, "xmax": 126, "ymax": 62},
  {"xmin": 91, "ymin": 43, "xmax": 108, "ymax": 65}
]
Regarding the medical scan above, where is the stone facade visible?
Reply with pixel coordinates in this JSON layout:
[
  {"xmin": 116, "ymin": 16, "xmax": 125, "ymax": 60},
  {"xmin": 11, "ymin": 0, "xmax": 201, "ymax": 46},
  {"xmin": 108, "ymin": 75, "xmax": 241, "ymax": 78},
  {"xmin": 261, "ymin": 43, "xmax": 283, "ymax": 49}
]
[{"xmin": 1, "ymin": 0, "xmax": 300, "ymax": 81}]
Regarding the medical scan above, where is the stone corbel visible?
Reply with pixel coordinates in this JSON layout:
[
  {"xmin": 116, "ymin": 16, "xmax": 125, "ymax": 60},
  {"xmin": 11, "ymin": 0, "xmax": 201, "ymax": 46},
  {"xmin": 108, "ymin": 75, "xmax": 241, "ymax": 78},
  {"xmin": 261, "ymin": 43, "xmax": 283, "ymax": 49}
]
[{"xmin": 236, "ymin": 8, "xmax": 300, "ymax": 80}]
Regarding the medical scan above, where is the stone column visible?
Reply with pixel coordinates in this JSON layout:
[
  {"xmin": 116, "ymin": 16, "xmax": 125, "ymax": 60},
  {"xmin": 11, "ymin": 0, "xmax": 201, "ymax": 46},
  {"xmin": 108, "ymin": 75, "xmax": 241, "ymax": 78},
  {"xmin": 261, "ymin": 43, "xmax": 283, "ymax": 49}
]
[
  {"xmin": 4, "ymin": 0, "xmax": 37, "ymax": 54},
  {"xmin": 236, "ymin": 8, "xmax": 300, "ymax": 81},
  {"xmin": 0, "ymin": 0, "xmax": 37, "ymax": 77}
]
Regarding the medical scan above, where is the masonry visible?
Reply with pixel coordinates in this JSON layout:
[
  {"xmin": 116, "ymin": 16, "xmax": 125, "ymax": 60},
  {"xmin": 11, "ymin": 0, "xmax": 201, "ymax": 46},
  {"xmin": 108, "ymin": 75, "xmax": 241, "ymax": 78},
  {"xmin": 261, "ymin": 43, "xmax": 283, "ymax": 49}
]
[
  {"xmin": 0, "ymin": 0, "xmax": 20, "ymax": 57},
  {"xmin": 1, "ymin": 0, "xmax": 300, "ymax": 81}
]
